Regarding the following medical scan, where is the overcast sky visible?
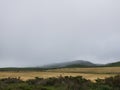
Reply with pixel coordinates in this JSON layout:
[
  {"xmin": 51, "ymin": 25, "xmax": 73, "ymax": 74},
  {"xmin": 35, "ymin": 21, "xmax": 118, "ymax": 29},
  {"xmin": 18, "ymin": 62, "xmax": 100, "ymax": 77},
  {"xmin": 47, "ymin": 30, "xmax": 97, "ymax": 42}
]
[{"xmin": 0, "ymin": 0, "xmax": 120, "ymax": 67}]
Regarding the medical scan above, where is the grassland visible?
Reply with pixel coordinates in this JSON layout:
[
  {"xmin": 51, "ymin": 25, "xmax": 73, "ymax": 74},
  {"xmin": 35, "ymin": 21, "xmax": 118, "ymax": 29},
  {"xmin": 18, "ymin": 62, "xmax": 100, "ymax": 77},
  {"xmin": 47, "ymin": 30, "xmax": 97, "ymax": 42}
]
[
  {"xmin": 47, "ymin": 67, "xmax": 120, "ymax": 74},
  {"xmin": 0, "ymin": 67, "xmax": 119, "ymax": 81},
  {"xmin": 0, "ymin": 71, "xmax": 115, "ymax": 81}
]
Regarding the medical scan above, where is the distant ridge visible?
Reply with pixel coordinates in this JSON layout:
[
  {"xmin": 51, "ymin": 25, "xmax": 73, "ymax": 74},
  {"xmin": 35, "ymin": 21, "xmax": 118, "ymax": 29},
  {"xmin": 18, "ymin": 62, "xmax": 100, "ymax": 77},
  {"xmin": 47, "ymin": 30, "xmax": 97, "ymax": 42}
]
[
  {"xmin": 42, "ymin": 60, "xmax": 120, "ymax": 68},
  {"xmin": 0, "ymin": 60, "xmax": 120, "ymax": 71},
  {"xmin": 105, "ymin": 61, "xmax": 120, "ymax": 67},
  {"xmin": 42, "ymin": 60, "xmax": 98, "ymax": 68}
]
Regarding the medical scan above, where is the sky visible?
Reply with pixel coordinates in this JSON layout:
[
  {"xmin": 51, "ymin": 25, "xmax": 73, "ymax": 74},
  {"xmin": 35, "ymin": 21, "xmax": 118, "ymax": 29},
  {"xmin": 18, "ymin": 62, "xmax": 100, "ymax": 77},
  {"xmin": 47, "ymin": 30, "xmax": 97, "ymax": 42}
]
[{"xmin": 0, "ymin": 0, "xmax": 120, "ymax": 67}]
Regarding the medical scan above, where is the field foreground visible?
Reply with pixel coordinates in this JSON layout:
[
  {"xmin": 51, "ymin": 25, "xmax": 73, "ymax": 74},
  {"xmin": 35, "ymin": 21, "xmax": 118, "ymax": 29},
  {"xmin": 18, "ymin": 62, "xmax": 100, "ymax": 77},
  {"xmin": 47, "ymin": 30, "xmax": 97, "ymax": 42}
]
[
  {"xmin": 0, "ymin": 71, "xmax": 115, "ymax": 81},
  {"xmin": 0, "ymin": 67, "xmax": 120, "ymax": 81},
  {"xmin": 0, "ymin": 75, "xmax": 120, "ymax": 90}
]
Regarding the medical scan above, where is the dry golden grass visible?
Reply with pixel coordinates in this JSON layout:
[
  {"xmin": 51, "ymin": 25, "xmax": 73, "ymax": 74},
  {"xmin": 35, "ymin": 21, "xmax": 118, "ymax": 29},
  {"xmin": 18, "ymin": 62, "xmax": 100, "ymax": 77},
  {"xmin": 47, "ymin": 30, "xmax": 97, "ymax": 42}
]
[
  {"xmin": 47, "ymin": 67, "xmax": 120, "ymax": 74},
  {"xmin": 0, "ymin": 67, "xmax": 119, "ymax": 81},
  {"xmin": 0, "ymin": 71, "xmax": 115, "ymax": 81}
]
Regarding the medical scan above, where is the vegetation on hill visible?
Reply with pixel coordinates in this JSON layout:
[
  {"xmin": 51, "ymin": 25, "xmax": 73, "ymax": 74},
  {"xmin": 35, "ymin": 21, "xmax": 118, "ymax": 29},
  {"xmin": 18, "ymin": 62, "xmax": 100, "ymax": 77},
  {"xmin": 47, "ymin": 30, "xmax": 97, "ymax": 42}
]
[
  {"xmin": 0, "ymin": 75, "xmax": 119, "ymax": 90},
  {"xmin": 106, "ymin": 61, "xmax": 120, "ymax": 67},
  {"xmin": 42, "ymin": 60, "xmax": 96, "ymax": 68},
  {"xmin": 43, "ymin": 60, "xmax": 120, "ymax": 69},
  {"xmin": 0, "ymin": 67, "xmax": 46, "ymax": 71},
  {"xmin": 63, "ymin": 64, "xmax": 90, "ymax": 68}
]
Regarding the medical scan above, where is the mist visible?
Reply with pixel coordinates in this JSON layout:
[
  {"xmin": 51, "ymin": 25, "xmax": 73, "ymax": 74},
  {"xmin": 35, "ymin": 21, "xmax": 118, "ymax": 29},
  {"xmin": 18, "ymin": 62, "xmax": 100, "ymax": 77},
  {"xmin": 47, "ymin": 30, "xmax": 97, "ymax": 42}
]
[{"xmin": 0, "ymin": 0, "xmax": 120, "ymax": 67}]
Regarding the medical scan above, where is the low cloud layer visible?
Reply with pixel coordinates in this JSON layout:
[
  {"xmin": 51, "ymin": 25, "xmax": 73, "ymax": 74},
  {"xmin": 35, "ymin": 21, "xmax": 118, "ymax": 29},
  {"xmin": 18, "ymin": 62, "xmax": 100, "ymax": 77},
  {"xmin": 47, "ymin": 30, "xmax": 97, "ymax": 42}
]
[{"xmin": 0, "ymin": 0, "xmax": 120, "ymax": 67}]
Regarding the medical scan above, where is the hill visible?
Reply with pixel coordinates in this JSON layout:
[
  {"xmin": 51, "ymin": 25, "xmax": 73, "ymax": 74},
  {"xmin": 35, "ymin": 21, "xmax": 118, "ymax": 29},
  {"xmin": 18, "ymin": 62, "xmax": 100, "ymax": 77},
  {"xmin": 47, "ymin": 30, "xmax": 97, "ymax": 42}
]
[
  {"xmin": 42, "ymin": 60, "xmax": 98, "ymax": 68},
  {"xmin": 0, "ymin": 60, "xmax": 119, "ymax": 71},
  {"xmin": 42, "ymin": 60, "xmax": 120, "ymax": 68},
  {"xmin": 105, "ymin": 61, "xmax": 120, "ymax": 67}
]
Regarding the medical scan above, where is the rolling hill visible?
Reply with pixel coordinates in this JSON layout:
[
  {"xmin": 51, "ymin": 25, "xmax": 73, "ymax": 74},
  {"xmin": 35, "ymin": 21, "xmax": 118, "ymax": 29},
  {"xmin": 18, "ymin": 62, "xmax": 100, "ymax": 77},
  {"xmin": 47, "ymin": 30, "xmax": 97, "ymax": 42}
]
[
  {"xmin": 0, "ymin": 60, "xmax": 119, "ymax": 71},
  {"xmin": 105, "ymin": 61, "xmax": 120, "ymax": 67},
  {"xmin": 42, "ymin": 60, "xmax": 98, "ymax": 68},
  {"xmin": 42, "ymin": 60, "xmax": 120, "ymax": 68}
]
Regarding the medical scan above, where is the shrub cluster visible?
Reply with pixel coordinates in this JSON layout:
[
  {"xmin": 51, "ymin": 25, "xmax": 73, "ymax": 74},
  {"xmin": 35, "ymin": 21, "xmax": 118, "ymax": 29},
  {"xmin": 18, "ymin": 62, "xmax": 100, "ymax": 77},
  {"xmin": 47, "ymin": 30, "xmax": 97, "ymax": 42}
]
[{"xmin": 0, "ymin": 75, "xmax": 119, "ymax": 90}]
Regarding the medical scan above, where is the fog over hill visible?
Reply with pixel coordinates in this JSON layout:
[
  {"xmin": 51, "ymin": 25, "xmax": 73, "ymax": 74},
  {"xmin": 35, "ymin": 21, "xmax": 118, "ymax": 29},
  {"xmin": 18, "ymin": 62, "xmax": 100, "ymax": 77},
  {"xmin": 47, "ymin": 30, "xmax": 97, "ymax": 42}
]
[
  {"xmin": 41, "ymin": 60, "xmax": 116, "ymax": 68},
  {"xmin": 41, "ymin": 60, "xmax": 120, "ymax": 68},
  {"xmin": 42, "ymin": 60, "xmax": 96, "ymax": 68}
]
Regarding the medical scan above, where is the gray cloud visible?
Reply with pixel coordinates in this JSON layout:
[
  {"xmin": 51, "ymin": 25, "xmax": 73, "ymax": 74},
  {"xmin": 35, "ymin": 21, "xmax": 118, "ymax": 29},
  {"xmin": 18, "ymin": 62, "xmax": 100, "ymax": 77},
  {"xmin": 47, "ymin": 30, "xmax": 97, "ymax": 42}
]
[{"xmin": 0, "ymin": 0, "xmax": 120, "ymax": 67}]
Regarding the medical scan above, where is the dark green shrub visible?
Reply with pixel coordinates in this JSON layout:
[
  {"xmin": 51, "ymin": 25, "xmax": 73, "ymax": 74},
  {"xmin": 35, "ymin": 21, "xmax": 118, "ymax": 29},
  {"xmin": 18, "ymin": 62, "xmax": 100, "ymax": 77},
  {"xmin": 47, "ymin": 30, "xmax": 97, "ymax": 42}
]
[
  {"xmin": 0, "ymin": 75, "xmax": 119, "ymax": 90},
  {"xmin": 0, "ymin": 77, "xmax": 23, "ymax": 84}
]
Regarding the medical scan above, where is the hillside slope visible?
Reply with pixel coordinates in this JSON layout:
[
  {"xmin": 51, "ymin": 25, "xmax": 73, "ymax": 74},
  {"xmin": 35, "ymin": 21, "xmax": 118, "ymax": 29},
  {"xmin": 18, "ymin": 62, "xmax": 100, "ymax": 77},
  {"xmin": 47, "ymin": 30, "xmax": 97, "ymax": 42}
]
[
  {"xmin": 42, "ymin": 60, "xmax": 97, "ymax": 68},
  {"xmin": 105, "ymin": 61, "xmax": 120, "ymax": 67}
]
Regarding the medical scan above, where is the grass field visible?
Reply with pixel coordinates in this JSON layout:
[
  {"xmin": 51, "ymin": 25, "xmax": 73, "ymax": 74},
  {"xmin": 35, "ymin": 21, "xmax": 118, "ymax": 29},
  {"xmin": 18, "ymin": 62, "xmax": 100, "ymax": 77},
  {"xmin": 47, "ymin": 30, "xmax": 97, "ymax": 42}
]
[
  {"xmin": 47, "ymin": 67, "xmax": 120, "ymax": 74},
  {"xmin": 0, "ymin": 67, "xmax": 119, "ymax": 81}
]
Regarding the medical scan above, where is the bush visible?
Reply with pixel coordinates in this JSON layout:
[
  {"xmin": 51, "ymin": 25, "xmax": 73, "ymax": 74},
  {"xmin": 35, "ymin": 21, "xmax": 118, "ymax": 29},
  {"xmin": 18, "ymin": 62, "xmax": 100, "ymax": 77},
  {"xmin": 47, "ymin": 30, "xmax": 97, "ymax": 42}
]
[{"xmin": 0, "ymin": 75, "xmax": 119, "ymax": 90}]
